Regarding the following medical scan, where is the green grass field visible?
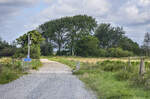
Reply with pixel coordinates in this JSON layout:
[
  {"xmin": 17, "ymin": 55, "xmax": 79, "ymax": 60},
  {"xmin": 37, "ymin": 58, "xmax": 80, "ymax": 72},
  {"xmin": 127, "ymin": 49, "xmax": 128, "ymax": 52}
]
[{"xmin": 47, "ymin": 56, "xmax": 150, "ymax": 99}]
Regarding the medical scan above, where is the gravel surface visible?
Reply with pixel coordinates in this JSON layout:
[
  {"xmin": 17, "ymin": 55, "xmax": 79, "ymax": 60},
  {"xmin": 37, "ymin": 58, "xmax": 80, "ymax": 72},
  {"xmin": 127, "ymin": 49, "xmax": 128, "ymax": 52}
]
[{"xmin": 0, "ymin": 59, "xmax": 97, "ymax": 99}]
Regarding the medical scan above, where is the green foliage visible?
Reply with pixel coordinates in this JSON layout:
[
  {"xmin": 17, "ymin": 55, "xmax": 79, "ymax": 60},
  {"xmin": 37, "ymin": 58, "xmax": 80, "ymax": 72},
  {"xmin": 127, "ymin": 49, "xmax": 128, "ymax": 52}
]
[
  {"xmin": 75, "ymin": 36, "xmax": 99, "ymax": 57},
  {"xmin": 0, "ymin": 47, "xmax": 16, "ymax": 57},
  {"xmin": 30, "ymin": 45, "xmax": 41, "ymax": 59},
  {"xmin": 51, "ymin": 57, "xmax": 150, "ymax": 99},
  {"xmin": 31, "ymin": 59, "xmax": 42, "ymax": 70},
  {"xmin": 119, "ymin": 37, "xmax": 141, "ymax": 55},
  {"xmin": 0, "ymin": 38, "xmax": 16, "ymax": 57},
  {"xmin": 40, "ymin": 42, "xmax": 53, "ymax": 56},
  {"xmin": 95, "ymin": 23, "xmax": 125, "ymax": 48},
  {"xmin": 15, "ymin": 30, "xmax": 44, "ymax": 59},
  {"xmin": 98, "ymin": 49, "xmax": 107, "ymax": 57},
  {"xmin": 39, "ymin": 15, "xmax": 97, "ymax": 56},
  {"xmin": 95, "ymin": 23, "xmax": 140, "ymax": 56},
  {"xmin": 0, "ymin": 58, "xmax": 42, "ymax": 84},
  {"xmin": 0, "ymin": 59, "xmax": 23, "ymax": 84},
  {"xmin": 16, "ymin": 30, "xmax": 44, "ymax": 47},
  {"xmin": 107, "ymin": 48, "xmax": 134, "ymax": 57},
  {"xmin": 115, "ymin": 70, "xmax": 132, "ymax": 81},
  {"xmin": 99, "ymin": 60, "xmax": 126, "ymax": 72}
]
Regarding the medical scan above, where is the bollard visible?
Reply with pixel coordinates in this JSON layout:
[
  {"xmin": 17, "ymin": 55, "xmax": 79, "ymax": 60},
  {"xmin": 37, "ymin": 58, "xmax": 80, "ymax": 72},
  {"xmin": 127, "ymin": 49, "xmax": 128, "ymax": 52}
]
[
  {"xmin": 76, "ymin": 61, "xmax": 80, "ymax": 71},
  {"xmin": 72, "ymin": 61, "xmax": 80, "ymax": 73}
]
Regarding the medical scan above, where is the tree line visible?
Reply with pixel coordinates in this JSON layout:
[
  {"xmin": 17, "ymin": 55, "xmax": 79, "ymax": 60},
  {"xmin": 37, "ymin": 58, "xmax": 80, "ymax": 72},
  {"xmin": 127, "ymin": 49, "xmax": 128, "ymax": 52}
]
[
  {"xmin": 0, "ymin": 15, "xmax": 149, "ymax": 58},
  {"xmin": 38, "ymin": 15, "xmax": 140, "ymax": 57}
]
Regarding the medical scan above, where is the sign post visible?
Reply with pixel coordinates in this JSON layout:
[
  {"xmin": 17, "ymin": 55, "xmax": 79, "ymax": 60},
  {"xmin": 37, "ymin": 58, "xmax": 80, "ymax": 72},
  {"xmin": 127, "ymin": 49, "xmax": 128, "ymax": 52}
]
[
  {"xmin": 24, "ymin": 34, "xmax": 31, "ymax": 62},
  {"xmin": 27, "ymin": 34, "xmax": 30, "ymax": 59}
]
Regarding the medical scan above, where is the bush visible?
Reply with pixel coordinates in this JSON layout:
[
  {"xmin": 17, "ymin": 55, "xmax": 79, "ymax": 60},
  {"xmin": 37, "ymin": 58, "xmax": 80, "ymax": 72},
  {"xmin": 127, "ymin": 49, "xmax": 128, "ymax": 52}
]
[
  {"xmin": 31, "ymin": 59, "xmax": 42, "ymax": 70},
  {"xmin": 98, "ymin": 49, "xmax": 107, "ymax": 57},
  {"xmin": 99, "ymin": 60, "xmax": 126, "ymax": 72},
  {"xmin": 115, "ymin": 70, "xmax": 132, "ymax": 80},
  {"xmin": 0, "ymin": 48, "xmax": 16, "ymax": 57},
  {"xmin": 75, "ymin": 36, "xmax": 100, "ymax": 57},
  {"xmin": 14, "ymin": 44, "xmax": 41, "ymax": 59},
  {"xmin": 107, "ymin": 48, "xmax": 134, "ymax": 57},
  {"xmin": 30, "ymin": 45, "xmax": 41, "ymax": 59}
]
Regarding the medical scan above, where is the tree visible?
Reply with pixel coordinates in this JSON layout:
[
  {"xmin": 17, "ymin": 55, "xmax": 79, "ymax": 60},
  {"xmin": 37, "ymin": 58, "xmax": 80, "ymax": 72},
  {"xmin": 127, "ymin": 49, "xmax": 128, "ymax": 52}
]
[
  {"xmin": 95, "ymin": 23, "xmax": 125, "ymax": 48},
  {"xmin": 40, "ymin": 41, "xmax": 53, "ymax": 56},
  {"xmin": 16, "ymin": 30, "xmax": 44, "ymax": 58},
  {"xmin": 39, "ymin": 15, "xmax": 97, "ymax": 56},
  {"xmin": 75, "ymin": 36, "xmax": 99, "ymax": 57},
  {"xmin": 118, "ymin": 37, "xmax": 140, "ymax": 55},
  {"xmin": 16, "ymin": 30, "xmax": 44, "ymax": 47},
  {"xmin": 0, "ymin": 37, "xmax": 16, "ymax": 57},
  {"xmin": 39, "ymin": 18, "xmax": 68, "ymax": 55},
  {"xmin": 65, "ymin": 15, "xmax": 97, "ymax": 55}
]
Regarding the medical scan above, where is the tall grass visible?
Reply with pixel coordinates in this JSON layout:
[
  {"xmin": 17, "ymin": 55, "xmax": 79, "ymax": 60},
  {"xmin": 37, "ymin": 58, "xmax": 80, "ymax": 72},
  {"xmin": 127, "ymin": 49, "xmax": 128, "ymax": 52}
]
[{"xmin": 0, "ymin": 58, "xmax": 42, "ymax": 84}]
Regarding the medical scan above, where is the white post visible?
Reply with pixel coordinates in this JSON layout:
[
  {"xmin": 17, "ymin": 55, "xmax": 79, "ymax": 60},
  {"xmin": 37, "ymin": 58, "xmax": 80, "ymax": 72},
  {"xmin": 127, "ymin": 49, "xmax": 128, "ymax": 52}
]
[{"xmin": 27, "ymin": 34, "xmax": 30, "ymax": 58}]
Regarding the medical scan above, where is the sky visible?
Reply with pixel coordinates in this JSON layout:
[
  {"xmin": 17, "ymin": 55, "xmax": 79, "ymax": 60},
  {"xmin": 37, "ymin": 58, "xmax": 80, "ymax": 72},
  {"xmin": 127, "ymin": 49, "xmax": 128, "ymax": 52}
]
[{"xmin": 0, "ymin": 0, "xmax": 150, "ymax": 45}]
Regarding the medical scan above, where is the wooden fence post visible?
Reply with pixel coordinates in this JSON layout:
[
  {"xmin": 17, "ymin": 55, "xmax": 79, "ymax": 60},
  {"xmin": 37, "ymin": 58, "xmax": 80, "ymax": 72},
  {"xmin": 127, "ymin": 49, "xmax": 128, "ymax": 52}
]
[
  {"xmin": 0, "ymin": 63, "xmax": 1, "ymax": 73},
  {"xmin": 139, "ymin": 57, "xmax": 145, "ymax": 76},
  {"xmin": 128, "ymin": 57, "xmax": 131, "ymax": 67}
]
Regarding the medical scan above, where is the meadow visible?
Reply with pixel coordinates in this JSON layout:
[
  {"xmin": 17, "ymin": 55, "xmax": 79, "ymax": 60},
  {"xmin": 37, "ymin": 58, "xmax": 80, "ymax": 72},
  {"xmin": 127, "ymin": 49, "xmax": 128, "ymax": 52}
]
[
  {"xmin": 0, "ymin": 58, "xmax": 42, "ymax": 84},
  {"xmin": 47, "ymin": 56, "xmax": 150, "ymax": 99}
]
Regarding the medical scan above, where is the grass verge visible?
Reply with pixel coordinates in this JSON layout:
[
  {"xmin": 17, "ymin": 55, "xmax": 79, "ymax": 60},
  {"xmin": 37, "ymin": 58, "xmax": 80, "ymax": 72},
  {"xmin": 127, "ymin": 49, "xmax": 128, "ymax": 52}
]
[
  {"xmin": 0, "ymin": 58, "xmax": 42, "ymax": 84},
  {"xmin": 47, "ymin": 56, "xmax": 150, "ymax": 99}
]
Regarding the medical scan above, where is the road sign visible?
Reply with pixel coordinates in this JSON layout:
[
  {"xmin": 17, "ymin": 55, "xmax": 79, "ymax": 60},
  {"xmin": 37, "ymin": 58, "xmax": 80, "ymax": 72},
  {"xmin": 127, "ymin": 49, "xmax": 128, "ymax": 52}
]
[{"xmin": 24, "ymin": 58, "xmax": 31, "ymax": 62}]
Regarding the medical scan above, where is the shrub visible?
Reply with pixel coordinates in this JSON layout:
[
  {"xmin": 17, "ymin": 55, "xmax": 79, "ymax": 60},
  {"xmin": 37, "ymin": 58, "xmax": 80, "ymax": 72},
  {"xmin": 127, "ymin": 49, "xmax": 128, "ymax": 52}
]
[
  {"xmin": 0, "ymin": 48, "xmax": 16, "ymax": 57},
  {"xmin": 98, "ymin": 49, "xmax": 107, "ymax": 57},
  {"xmin": 75, "ymin": 36, "xmax": 100, "ymax": 57},
  {"xmin": 31, "ymin": 59, "xmax": 42, "ymax": 70},
  {"xmin": 14, "ymin": 44, "xmax": 41, "ymax": 59},
  {"xmin": 30, "ymin": 45, "xmax": 41, "ymax": 59},
  {"xmin": 99, "ymin": 60, "xmax": 126, "ymax": 72},
  {"xmin": 107, "ymin": 48, "xmax": 134, "ymax": 57},
  {"xmin": 115, "ymin": 70, "xmax": 132, "ymax": 80}
]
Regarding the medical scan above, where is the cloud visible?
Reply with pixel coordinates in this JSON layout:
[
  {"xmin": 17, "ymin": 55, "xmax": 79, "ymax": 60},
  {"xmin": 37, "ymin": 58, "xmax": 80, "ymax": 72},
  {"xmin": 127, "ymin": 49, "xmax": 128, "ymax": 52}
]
[{"xmin": 0, "ymin": 0, "xmax": 150, "ymax": 45}]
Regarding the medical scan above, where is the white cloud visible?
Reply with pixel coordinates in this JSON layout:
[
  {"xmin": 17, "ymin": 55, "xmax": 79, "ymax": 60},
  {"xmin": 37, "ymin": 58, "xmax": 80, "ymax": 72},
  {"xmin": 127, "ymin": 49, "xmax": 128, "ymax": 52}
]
[
  {"xmin": 139, "ymin": 0, "xmax": 150, "ymax": 6},
  {"xmin": 0, "ymin": 0, "xmax": 150, "ymax": 45},
  {"xmin": 84, "ymin": 0, "xmax": 110, "ymax": 15}
]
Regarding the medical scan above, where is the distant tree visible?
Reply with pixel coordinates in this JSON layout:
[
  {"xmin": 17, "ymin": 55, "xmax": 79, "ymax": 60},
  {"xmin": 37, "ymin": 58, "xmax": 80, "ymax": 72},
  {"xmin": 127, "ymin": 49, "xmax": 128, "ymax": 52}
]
[
  {"xmin": 0, "ymin": 37, "xmax": 16, "ymax": 57},
  {"xmin": 95, "ymin": 23, "xmax": 125, "ymax": 49},
  {"xmin": 75, "ymin": 36, "xmax": 99, "ymax": 57},
  {"xmin": 107, "ymin": 48, "xmax": 133, "ymax": 57},
  {"xmin": 118, "ymin": 37, "xmax": 140, "ymax": 55}
]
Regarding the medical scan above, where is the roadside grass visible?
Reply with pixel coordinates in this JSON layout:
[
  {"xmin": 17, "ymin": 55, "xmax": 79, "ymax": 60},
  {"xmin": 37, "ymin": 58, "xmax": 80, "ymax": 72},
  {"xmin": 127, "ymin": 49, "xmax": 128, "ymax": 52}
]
[
  {"xmin": 47, "ymin": 56, "xmax": 150, "ymax": 99},
  {"xmin": 0, "ymin": 58, "xmax": 42, "ymax": 84}
]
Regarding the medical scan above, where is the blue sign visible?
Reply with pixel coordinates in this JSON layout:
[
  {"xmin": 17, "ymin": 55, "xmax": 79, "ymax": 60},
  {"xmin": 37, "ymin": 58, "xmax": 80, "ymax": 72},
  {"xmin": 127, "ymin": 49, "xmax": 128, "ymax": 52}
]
[{"xmin": 24, "ymin": 58, "xmax": 31, "ymax": 62}]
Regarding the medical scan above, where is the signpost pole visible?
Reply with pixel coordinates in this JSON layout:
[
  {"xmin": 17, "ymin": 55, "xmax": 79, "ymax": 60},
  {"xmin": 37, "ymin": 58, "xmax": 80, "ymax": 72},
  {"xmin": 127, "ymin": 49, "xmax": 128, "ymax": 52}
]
[{"xmin": 27, "ymin": 34, "xmax": 30, "ymax": 58}]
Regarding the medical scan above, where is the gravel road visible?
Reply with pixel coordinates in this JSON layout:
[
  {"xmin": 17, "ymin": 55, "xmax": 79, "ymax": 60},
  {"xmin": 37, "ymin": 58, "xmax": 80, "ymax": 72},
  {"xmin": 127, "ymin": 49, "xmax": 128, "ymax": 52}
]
[{"xmin": 0, "ymin": 59, "xmax": 97, "ymax": 99}]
